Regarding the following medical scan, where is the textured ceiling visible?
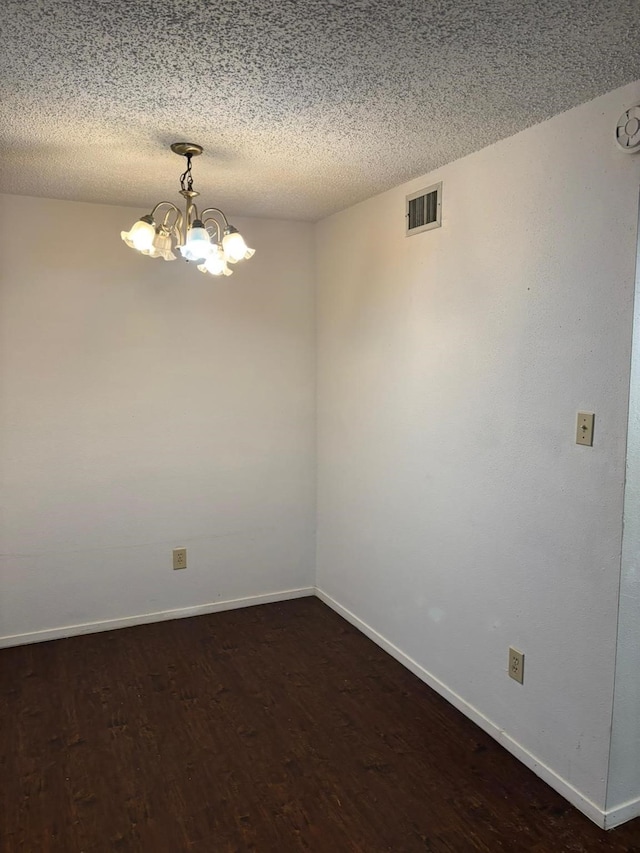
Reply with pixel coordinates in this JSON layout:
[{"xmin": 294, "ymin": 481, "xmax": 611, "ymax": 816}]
[{"xmin": 1, "ymin": 0, "xmax": 639, "ymax": 221}]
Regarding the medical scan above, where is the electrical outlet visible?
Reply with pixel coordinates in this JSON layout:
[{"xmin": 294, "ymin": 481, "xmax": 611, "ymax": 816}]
[
  {"xmin": 508, "ymin": 647, "xmax": 524, "ymax": 684},
  {"xmin": 173, "ymin": 547, "xmax": 187, "ymax": 570}
]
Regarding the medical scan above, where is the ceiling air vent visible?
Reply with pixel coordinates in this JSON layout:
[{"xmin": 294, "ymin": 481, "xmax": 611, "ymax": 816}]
[{"xmin": 406, "ymin": 182, "xmax": 442, "ymax": 236}]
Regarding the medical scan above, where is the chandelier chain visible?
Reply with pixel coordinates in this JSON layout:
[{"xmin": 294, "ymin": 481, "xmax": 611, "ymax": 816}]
[{"xmin": 179, "ymin": 154, "xmax": 195, "ymax": 193}]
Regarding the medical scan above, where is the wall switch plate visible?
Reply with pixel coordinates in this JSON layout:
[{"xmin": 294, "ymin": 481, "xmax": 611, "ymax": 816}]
[
  {"xmin": 173, "ymin": 547, "xmax": 187, "ymax": 570},
  {"xmin": 576, "ymin": 412, "xmax": 594, "ymax": 446},
  {"xmin": 509, "ymin": 647, "xmax": 524, "ymax": 684}
]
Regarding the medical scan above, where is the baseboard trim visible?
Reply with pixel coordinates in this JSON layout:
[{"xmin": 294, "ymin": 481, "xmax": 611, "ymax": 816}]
[
  {"xmin": 604, "ymin": 796, "xmax": 640, "ymax": 829},
  {"xmin": 315, "ymin": 587, "xmax": 608, "ymax": 830},
  {"xmin": 0, "ymin": 587, "xmax": 315, "ymax": 649}
]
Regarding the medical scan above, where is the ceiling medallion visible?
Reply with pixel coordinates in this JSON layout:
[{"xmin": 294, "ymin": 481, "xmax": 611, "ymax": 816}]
[{"xmin": 121, "ymin": 143, "xmax": 254, "ymax": 276}]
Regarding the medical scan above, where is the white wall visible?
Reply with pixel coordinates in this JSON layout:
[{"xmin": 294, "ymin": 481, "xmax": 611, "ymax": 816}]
[
  {"xmin": 608, "ymin": 204, "xmax": 640, "ymax": 820},
  {"xmin": 315, "ymin": 80, "xmax": 640, "ymax": 824},
  {"xmin": 0, "ymin": 195, "xmax": 316, "ymax": 643}
]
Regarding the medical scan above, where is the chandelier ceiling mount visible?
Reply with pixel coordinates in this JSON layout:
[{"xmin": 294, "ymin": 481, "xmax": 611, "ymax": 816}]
[{"xmin": 170, "ymin": 142, "xmax": 203, "ymax": 158}]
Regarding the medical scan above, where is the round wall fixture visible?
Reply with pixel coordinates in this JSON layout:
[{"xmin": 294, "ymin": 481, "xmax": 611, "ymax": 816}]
[{"xmin": 616, "ymin": 106, "xmax": 640, "ymax": 153}]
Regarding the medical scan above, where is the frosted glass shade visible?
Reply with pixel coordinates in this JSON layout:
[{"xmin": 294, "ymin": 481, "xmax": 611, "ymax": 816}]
[
  {"xmin": 179, "ymin": 221, "xmax": 211, "ymax": 261},
  {"xmin": 222, "ymin": 228, "xmax": 254, "ymax": 263},
  {"xmin": 121, "ymin": 217, "xmax": 155, "ymax": 252},
  {"xmin": 147, "ymin": 228, "xmax": 177, "ymax": 261},
  {"xmin": 197, "ymin": 244, "xmax": 233, "ymax": 276}
]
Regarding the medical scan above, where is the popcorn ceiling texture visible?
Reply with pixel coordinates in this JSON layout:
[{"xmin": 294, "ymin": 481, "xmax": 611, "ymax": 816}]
[{"xmin": 1, "ymin": 0, "xmax": 639, "ymax": 221}]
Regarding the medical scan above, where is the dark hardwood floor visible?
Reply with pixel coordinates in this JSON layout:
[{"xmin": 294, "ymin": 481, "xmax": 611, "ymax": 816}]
[{"xmin": 1, "ymin": 596, "xmax": 639, "ymax": 852}]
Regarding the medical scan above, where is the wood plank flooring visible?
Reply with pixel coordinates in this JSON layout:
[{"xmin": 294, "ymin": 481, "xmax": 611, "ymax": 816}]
[{"xmin": 1, "ymin": 596, "xmax": 639, "ymax": 852}]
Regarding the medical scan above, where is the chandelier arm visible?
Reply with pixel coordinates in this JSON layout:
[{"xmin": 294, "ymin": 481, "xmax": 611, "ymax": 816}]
[
  {"xmin": 200, "ymin": 207, "xmax": 230, "ymax": 229},
  {"xmin": 150, "ymin": 201, "xmax": 182, "ymax": 219},
  {"xmin": 185, "ymin": 200, "xmax": 199, "ymax": 238},
  {"xmin": 162, "ymin": 208, "xmax": 183, "ymax": 233},
  {"xmin": 203, "ymin": 217, "xmax": 222, "ymax": 243}
]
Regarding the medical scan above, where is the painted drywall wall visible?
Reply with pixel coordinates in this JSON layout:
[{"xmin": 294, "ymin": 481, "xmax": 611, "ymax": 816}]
[
  {"xmin": 0, "ymin": 195, "xmax": 316, "ymax": 643},
  {"xmin": 315, "ymin": 80, "xmax": 640, "ymax": 820},
  {"xmin": 608, "ymin": 202, "xmax": 640, "ymax": 822}
]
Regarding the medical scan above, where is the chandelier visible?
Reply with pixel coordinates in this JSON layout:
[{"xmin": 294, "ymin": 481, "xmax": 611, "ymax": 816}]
[{"xmin": 121, "ymin": 142, "xmax": 254, "ymax": 276}]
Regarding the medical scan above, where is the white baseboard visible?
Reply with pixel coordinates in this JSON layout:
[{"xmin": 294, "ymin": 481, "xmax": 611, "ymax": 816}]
[
  {"xmin": 315, "ymin": 587, "xmax": 608, "ymax": 830},
  {"xmin": 0, "ymin": 587, "xmax": 315, "ymax": 649},
  {"xmin": 604, "ymin": 796, "xmax": 640, "ymax": 829}
]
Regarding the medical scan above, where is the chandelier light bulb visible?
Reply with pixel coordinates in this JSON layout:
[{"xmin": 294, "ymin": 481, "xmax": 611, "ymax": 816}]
[{"xmin": 121, "ymin": 216, "xmax": 155, "ymax": 252}]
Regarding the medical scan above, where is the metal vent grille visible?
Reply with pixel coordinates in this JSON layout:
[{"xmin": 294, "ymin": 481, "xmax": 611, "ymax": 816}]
[{"xmin": 406, "ymin": 182, "xmax": 442, "ymax": 235}]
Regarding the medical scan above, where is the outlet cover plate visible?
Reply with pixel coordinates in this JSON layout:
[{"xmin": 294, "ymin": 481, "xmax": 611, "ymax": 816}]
[
  {"xmin": 576, "ymin": 412, "xmax": 594, "ymax": 446},
  {"xmin": 509, "ymin": 647, "xmax": 524, "ymax": 684},
  {"xmin": 173, "ymin": 547, "xmax": 187, "ymax": 570}
]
